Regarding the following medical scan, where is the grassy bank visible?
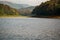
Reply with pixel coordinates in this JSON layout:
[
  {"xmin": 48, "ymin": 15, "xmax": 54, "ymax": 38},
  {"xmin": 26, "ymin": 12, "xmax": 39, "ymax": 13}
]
[{"xmin": 0, "ymin": 15, "xmax": 30, "ymax": 18}]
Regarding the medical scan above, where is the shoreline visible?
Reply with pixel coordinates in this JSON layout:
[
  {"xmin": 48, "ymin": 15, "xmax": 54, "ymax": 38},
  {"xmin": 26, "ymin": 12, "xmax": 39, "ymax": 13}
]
[
  {"xmin": 0, "ymin": 16, "xmax": 30, "ymax": 18},
  {"xmin": 0, "ymin": 16, "xmax": 60, "ymax": 19}
]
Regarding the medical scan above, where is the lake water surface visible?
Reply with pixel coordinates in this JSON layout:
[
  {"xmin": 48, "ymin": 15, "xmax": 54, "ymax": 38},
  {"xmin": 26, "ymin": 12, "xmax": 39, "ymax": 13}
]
[{"xmin": 0, "ymin": 18, "xmax": 60, "ymax": 40}]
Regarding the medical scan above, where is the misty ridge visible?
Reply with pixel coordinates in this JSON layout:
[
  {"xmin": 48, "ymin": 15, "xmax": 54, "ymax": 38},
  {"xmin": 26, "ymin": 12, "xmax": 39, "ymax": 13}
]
[
  {"xmin": 0, "ymin": 1, "xmax": 35, "ymax": 16},
  {"xmin": 0, "ymin": 0, "xmax": 60, "ymax": 18}
]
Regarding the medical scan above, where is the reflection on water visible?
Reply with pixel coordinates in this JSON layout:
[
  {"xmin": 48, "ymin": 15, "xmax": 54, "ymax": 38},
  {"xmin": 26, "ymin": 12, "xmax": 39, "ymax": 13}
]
[{"xmin": 0, "ymin": 18, "xmax": 60, "ymax": 40}]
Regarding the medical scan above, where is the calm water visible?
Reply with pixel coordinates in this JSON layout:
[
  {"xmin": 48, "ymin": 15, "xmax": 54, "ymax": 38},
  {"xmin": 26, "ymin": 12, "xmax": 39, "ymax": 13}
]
[{"xmin": 0, "ymin": 18, "xmax": 60, "ymax": 40}]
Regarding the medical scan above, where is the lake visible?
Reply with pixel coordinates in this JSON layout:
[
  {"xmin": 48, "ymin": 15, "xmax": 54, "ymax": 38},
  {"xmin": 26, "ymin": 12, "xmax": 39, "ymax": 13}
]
[{"xmin": 0, "ymin": 18, "xmax": 60, "ymax": 40}]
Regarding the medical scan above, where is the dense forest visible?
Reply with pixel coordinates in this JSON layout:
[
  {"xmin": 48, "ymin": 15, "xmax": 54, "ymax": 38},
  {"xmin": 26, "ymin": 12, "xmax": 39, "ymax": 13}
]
[{"xmin": 32, "ymin": 0, "xmax": 60, "ymax": 18}]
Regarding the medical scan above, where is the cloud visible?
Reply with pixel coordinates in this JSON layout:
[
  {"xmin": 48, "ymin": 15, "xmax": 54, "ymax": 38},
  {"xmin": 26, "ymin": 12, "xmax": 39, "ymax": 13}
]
[{"xmin": 0, "ymin": 0, "xmax": 48, "ymax": 6}]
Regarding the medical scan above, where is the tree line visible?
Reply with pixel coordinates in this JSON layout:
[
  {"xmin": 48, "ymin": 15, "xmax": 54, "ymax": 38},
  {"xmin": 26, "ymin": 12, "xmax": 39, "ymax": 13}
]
[{"xmin": 32, "ymin": 0, "xmax": 60, "ymax": 17}]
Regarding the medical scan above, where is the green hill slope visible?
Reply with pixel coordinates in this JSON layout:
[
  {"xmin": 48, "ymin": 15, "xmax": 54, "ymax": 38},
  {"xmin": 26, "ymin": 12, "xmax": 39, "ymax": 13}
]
[{"xmin": 0, "ymin": 4, "xmax": 19, "ymax": 16}]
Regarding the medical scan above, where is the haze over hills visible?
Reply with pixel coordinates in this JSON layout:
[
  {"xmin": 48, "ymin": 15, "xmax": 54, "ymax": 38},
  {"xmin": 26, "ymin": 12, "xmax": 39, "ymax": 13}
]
[
  {"xmin": 0, "ymin": 1, "xmax": 31, "ymax": 9},
  {"xmin": 20, "ymin": 6, "xmax": 35, "ymax": 11},
  {"xmin": 0, "ymin": 1, "xmax": 36, "ymax": 16},
  {"xmin": 18, "ymin": 6, "xmax": 35, "ymax": 16}
]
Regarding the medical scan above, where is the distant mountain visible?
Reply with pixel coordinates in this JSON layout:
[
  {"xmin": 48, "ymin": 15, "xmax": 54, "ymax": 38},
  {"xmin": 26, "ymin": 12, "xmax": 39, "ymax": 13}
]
[
  {"xmin": 0, "ymin": 4, "xmax": 19, "ymax": 16},
  {"xmin": 18, "ymin": 6, "xmax": 35, "ymax": 16},
  {"xmin": 20, "ymin": 6, "xmax": 35, "ymax": 11},
  {"xmin": 0, "ymin": 1, "xmax": 30, "ymax": 9}
]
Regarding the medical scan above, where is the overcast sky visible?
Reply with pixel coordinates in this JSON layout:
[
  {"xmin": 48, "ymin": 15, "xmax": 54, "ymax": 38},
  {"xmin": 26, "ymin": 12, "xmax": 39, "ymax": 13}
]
[{"xmin": 0, "ymin": 0, "xmax": 49, "ymax": 6}]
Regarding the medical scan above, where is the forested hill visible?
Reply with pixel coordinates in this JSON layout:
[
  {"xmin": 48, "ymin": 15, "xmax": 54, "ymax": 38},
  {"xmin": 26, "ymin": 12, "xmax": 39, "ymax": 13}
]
[
  {"xmin": 32, "ymin": 0, "xmax": 60, "ymax": 18},
  {"xmin": 0, "ymin": 4, "xmax": 19, "ymax": 16}
]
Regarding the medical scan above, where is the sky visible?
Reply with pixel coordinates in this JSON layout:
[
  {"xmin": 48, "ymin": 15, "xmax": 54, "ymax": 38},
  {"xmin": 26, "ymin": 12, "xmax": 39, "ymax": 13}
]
[{"xmin": 0, "ymin": 0, "xmax": 49, "ymax": 6}]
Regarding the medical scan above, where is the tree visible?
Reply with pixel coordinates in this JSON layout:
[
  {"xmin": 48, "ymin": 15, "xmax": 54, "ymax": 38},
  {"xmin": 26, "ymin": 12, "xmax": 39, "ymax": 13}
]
[{"xmin": 31, "ymin": 0, "xmax": 60, "ymax": 17}]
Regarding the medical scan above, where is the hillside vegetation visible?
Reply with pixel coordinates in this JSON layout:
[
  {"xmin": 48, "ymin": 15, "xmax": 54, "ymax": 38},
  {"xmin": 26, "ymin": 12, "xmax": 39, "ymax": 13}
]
[
  {"xmin": 32, "ymin": 0, "xmax": 60, "ymax": 18},
  {"xmin": 0, "ymin": 3, "xmax": 35, "ymax": 17},
  {"xmin": 0, "ymin": 4, "xmax": 19, "ymax": 16}
]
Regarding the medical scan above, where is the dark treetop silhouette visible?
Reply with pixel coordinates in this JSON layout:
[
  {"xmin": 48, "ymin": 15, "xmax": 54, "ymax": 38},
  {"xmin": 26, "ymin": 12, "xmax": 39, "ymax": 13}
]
[{"xmin": 32, "ymin": 0, "xmax": 60, "ymax": 18}]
